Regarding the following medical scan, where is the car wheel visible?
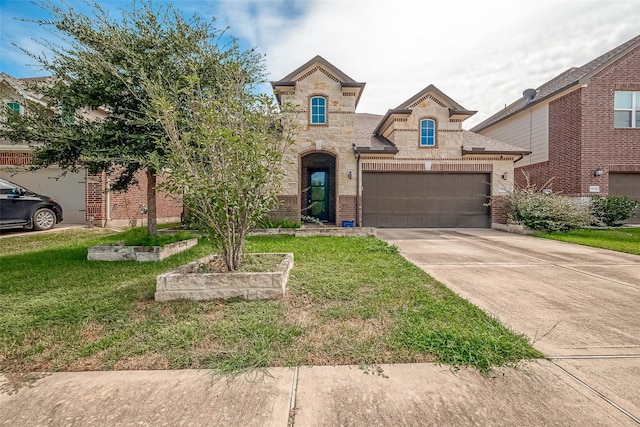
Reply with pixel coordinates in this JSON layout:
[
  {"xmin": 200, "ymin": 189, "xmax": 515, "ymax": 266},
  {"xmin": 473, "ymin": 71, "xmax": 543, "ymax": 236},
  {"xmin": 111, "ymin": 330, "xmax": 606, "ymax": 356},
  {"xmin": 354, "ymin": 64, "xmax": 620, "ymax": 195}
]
[{"xmin": 33, "ymin": 208, "xmax": 56, "ymax": 231}]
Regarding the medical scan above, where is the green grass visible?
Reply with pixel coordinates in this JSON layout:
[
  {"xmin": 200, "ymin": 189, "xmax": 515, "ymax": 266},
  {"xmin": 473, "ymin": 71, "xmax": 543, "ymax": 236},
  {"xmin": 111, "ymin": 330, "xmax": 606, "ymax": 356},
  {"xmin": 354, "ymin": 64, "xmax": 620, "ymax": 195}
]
[
  {"xmin": 534, "ymin": 227, "xmax": 640, "ymax": 255},
  {"xmin": 0, "ymin": 230, "xmax": 541, "ymax": 374},
  {"xmin": 113, "ymin": 226, "xmax": 196, "ymax": 246}
]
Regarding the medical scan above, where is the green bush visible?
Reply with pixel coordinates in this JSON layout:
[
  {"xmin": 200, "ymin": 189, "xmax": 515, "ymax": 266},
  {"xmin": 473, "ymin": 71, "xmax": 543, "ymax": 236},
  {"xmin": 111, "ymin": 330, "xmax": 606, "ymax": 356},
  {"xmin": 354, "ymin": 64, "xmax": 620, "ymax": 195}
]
[
  {"xmin": 591, "ymin": 196, "xmax": 640, "ymax": 226},
  {"xmin": 117, "ymin": 227, "xmax": 195, "ymax": 246},
  {"xmin": 499, "ymin": 184, "xmax": 592, "ymax": 232},
  {"xmin": 257, "ymin": 218, "xmax": 301, "ymax": 229}
]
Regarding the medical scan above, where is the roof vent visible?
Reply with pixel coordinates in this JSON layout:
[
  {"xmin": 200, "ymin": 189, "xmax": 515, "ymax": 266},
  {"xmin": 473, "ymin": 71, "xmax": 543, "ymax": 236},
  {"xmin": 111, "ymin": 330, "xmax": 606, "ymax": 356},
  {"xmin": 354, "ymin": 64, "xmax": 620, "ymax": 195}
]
[{"xmin": 523, "ymin": 88, "xmax": 537, "ymax": 104}]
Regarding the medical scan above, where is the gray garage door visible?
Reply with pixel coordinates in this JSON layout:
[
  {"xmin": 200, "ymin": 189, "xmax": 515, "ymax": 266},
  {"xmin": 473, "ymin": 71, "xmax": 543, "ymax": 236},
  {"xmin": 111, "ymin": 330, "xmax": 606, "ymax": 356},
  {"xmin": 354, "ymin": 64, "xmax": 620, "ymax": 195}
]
[
  {"xmin": 0, "ymin": 167, "xmax": 87, "ymax": 224},
  {"xmin": 362, "ymin": 172, "xmax": 491, "ymax": 228},
  {"xmin": 609, "ymin": 173, "xmax": 640, "ymax": 224}
]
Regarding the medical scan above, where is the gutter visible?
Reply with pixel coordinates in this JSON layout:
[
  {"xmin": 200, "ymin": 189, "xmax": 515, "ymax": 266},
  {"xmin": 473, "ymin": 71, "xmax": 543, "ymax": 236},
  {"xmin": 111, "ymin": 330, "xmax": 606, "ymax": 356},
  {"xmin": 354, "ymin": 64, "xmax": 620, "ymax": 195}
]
[{"xmin": 461, "ymin": 149, "xmax": 532, "ymax": 156}]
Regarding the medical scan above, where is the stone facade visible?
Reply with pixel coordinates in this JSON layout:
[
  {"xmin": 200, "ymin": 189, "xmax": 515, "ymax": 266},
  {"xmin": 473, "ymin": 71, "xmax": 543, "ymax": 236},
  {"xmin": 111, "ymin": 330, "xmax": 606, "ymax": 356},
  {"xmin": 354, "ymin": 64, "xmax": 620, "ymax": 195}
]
[{"xmin": 272, "ymin": 57, "xmax": 529, "ymax": 228}]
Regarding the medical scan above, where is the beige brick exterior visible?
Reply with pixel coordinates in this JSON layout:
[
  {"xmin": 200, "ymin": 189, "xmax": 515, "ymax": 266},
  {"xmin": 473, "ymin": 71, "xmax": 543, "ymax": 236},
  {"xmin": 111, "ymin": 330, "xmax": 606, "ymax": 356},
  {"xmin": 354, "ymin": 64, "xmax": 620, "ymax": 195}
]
[{"xmin": 272, "ymin": 57, "xmax": 526, "ymax": 227}]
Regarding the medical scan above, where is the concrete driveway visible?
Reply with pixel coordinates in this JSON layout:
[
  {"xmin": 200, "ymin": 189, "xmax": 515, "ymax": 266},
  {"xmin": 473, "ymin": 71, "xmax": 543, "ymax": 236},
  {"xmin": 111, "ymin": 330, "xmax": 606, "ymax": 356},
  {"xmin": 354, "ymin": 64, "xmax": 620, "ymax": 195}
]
[{"xmin": 378, "ymin": 228, "xmax": 640, "ymax": 424}]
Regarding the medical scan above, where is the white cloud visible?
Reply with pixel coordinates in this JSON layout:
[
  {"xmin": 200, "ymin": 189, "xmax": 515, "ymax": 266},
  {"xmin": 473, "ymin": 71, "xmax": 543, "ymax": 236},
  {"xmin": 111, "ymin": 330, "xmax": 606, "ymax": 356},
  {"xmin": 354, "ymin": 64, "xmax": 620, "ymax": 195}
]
[
  {"xmin": 2, "ymin": 0, "xmax": 638, "ymax": 129},
  {"xmin": 219, "ymin": 0, "xmax": 640, "ymax": 128}
]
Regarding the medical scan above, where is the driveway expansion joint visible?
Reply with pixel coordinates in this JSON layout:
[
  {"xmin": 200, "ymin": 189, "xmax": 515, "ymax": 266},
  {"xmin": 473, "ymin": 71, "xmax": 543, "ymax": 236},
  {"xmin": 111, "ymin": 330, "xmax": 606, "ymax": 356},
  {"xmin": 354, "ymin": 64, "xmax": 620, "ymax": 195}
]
[{"xmin": 550, "ymin": 360, "xmax": 640, "ymax": 425}]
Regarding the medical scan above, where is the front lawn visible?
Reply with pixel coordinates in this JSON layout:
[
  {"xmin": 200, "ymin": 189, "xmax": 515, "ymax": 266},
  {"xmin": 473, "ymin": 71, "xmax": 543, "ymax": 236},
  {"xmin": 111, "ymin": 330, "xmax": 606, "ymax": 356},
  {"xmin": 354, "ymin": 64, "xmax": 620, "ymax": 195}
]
[
  {"xmin": 0, "ymin": 229, "xmax": 541, "ymax": 374},
  {"xmin": 534, "ymin": 227, "xmax": 640, "ymax": 255}
]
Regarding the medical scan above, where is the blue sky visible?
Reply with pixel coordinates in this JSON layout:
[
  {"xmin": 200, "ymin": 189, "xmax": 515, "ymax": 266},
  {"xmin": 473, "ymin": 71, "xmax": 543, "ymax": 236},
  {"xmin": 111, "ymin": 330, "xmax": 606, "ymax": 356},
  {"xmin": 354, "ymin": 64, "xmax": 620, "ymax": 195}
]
[{"xmin": 1, "ymin": 0, "xmax": 639, "ymax": 128}]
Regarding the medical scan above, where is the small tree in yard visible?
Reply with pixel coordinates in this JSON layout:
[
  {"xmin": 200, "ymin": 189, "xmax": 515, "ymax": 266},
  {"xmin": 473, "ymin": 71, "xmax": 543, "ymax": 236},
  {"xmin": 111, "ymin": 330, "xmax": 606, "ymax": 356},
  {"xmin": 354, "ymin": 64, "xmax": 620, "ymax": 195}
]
[
  {"xmin": 148, "ymin": 72, "xmax": 295, "ymax": 271},
  {"xmin": 1, "ymin": 1, "xmax": 235, "ymax": 235}
]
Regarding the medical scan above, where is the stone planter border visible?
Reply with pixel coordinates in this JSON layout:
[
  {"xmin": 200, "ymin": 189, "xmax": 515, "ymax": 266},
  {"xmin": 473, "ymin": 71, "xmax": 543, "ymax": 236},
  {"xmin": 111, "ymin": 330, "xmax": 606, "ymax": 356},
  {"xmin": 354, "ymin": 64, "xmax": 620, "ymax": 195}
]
[
  {"xmin": 492, "ymin": 223, "xmax": 537, "ymax": 235},
  {"xmin": 87, "ymin": 238, "xmax": 199, "ymax": 262},
  {"xmin": 155, "ymin": 252, "xmax": 294, "ymax": 302}
]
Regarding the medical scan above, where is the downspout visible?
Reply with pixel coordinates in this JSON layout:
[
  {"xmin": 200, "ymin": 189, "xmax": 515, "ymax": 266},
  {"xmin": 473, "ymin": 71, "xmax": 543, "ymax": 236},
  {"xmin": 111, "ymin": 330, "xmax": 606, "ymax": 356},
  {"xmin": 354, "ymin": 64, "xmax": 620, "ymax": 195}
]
[
  {"xmin": 106, "ymin": 177, "xmax": 111, "ymax": 222},
  {"xmin": 355, "ymin": 151, "xmax": 361, "ymax": 227}
]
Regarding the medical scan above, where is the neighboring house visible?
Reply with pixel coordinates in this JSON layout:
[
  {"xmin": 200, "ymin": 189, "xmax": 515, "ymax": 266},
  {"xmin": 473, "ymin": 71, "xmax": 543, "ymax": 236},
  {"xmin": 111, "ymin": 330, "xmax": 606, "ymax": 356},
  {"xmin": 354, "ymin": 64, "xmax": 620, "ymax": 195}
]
[
  {"xmin": 471, "ymin": 35, "xmax": 640, "ymax": 223},
  {"xmin": 271, "ymin": 56, "xmax": 530, "ymax": 228},
  {"xmin": 0, "ymin": 72, "xmax": 182, "ymax": 227}
]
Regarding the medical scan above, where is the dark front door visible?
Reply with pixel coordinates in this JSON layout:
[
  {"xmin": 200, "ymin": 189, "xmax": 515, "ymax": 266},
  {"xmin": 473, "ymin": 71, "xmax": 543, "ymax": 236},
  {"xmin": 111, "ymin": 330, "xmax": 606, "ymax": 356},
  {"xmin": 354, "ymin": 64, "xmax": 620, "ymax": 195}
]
[{"xmin": 308, "ymin": 169, "xmax": 329, "ymax": 221}]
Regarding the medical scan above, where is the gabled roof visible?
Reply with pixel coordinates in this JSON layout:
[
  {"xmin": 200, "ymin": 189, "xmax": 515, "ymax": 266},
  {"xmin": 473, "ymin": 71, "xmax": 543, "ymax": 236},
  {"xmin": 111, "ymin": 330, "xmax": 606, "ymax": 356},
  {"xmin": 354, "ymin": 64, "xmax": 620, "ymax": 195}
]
[
  {"xmin": 374, "ymin": 84, "xmax": 476, "ymax": 135},
  {"xmin": 395, "ymin": 84, "xmax": 474, "ymax": 114},
  {"xmin": 0, "ymin": 72, "xmax": 53, "ymax": 106},
  {"xmin": 352, "ymin": 114, "xmax": 525, "ymax": 156},
  {"xmin": 471, "ymin": 34, "xmax": 640, "ymax": 132},
  {"xmin": 271, "ymin": 55, "xmax": 366, "ymax": 107},
  {"xmin": 461, "ymin": 131, "xmax": 531, "ymax": 156}
]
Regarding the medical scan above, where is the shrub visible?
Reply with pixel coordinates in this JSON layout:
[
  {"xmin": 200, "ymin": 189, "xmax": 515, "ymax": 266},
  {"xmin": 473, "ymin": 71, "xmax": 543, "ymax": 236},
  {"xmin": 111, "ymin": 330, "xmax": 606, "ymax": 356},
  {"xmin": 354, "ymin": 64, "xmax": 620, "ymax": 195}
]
[
  {"xmin": 496, "ymin": 175, "xmax": 593, "ymax": 232},
  {"xmin": 591, "ymin": 196, "xmax": 640, "ymax": 226}
]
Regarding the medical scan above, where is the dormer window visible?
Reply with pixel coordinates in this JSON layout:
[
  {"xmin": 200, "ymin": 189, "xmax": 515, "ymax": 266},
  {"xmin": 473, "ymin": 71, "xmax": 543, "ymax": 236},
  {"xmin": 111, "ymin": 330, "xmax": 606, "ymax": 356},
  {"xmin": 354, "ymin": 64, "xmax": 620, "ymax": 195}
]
[
  {"xmin": 6, "ymin": 102, "xmax": 20, "ymax": 114},
  {"xmin": 419, "ymin": 118, "xmax": 436, "ymax": 147},
  {"xmin": 311, "ymin": 96, "xmax": 326, "ymax": 124}
]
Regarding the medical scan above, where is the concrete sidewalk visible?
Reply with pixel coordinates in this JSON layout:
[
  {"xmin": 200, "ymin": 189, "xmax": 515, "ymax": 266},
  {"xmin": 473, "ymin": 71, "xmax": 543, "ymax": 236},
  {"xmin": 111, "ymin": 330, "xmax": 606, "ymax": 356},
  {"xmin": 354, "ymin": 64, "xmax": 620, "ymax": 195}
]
[{"xmin": 1, "ymin": 361, "xmax": 635, "ymax": 426}]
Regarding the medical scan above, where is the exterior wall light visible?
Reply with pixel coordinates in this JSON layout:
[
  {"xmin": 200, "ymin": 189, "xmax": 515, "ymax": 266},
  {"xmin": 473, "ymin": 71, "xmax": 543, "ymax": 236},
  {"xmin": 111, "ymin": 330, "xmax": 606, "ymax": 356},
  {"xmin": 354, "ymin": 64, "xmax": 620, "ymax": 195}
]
[
  {"xmin": 594, "ymin": 167, "xmax": 604, "ymax": 177},
  {"xmin": 501, "ymin": 172, "xmax": 508, "ymax": 180},
  {"xmin": 348, "ymin": 170, "xmax": 353, "ymax": 180}
]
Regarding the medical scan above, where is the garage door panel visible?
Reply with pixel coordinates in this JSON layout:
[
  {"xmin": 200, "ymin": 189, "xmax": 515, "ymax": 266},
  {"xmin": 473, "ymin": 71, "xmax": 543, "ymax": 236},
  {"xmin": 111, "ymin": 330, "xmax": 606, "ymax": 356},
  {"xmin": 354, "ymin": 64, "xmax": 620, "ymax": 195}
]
[
  {"xmin": 609, "ymin": 173, "xmax": 640, "ymax": 224},
  {"xmin": 0, "ymin": 167, "xmax": 86, "ymax": 224},
  {"xmin": 363, "ymin": 172, "xmax": 490, "ymax": 228}
]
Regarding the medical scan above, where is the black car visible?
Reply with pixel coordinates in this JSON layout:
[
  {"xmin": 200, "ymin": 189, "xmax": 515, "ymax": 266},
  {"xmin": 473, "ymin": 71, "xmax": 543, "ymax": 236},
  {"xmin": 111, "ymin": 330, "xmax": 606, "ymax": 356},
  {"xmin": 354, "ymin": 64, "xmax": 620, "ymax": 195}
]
[{"xmin": 0, "ymin": 178, "xmax": 64, "ymax": 231}]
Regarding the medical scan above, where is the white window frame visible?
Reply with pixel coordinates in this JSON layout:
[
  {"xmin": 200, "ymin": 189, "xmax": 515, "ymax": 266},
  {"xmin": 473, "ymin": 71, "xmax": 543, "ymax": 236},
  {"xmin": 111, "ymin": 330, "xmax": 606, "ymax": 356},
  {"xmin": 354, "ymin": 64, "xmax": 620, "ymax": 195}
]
[{"xmin": 614, "ymin": 91, "xmax": 639, "ymax": 128}]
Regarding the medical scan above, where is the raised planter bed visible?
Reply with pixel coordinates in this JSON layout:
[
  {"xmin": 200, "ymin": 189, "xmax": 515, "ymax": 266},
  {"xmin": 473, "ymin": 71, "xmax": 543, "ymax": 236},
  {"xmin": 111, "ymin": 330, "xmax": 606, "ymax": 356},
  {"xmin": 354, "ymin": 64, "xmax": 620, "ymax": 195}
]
[
  {"xmin": 155, "ymin": 252, "xmax": 294, "ymax": 301},
  {"xmin": 87, "ymin": 238, "xmax": 198, "ymax": 262}
]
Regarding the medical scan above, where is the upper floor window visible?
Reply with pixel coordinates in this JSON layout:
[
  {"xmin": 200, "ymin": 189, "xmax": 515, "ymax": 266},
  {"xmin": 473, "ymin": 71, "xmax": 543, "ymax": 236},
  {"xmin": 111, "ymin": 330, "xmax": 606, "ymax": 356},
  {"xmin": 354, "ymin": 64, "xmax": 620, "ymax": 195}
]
[
  {"xmin": 614, "ymin": 91, "xmax": 640, "ymax": 128},
  {"xmin": 310, "ymin": 96, "xmax": 326, "ymax": 124},
  {"xmin": 419, "ymin": 119, "xmax": 436, "ymax": 147},
  {"xmin": 6, "ymin": 102, "xmax": 20, "ymax": 114}
]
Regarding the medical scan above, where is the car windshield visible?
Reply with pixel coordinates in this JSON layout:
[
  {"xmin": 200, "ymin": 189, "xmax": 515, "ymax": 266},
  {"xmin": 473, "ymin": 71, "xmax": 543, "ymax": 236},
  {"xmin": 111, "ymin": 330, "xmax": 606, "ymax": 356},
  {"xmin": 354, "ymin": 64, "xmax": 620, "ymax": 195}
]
[{"xmin": 0, "ymin": 179, "xmax": 33, "ymax": 195}]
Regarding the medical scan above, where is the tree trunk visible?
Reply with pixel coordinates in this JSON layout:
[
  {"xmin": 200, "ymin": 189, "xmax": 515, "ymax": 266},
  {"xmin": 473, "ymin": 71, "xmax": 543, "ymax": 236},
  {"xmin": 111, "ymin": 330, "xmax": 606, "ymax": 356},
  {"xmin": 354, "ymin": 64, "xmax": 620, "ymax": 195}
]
[{"xmin": 147, "ymin": 168, "xmax": 157, "ymax": 236}]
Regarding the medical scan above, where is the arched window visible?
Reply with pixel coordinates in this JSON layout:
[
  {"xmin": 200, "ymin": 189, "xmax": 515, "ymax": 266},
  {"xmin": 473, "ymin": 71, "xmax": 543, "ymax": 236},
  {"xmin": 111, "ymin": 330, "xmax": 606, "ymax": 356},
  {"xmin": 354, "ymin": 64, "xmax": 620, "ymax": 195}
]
[
  {"xmin": 420, "ymin": 119, "xmax": 436, "ymax": 147},
  {"xmin": 310, "ymin": 96, "xmax": 326, "ymax": 124}
]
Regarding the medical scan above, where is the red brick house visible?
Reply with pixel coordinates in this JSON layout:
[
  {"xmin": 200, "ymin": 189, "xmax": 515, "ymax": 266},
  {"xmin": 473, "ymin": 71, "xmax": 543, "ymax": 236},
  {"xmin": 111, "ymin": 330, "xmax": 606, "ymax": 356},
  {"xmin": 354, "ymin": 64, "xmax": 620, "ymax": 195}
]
[
  {"xmin": 0, "ymin": 73, "xmax": 182, "ymax": 227},
  {"xmin": 471, "ymin": 35, "xmax": 640, "ymax": 222}
]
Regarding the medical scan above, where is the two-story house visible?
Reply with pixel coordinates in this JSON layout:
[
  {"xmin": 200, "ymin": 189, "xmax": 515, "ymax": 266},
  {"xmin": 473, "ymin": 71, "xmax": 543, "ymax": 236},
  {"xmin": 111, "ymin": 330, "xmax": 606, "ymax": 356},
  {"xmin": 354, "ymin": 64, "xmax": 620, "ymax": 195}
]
[
  {"xmin": 271, "ymin": 56, "xmax": 530, "ymax": 228},
  {"xmin": 471, "ymin": 35, "xmax": 640, "ymax": 223},
  {"xmin": 0, "ymin": 72, "xmax": 182, "ymax": 227}
]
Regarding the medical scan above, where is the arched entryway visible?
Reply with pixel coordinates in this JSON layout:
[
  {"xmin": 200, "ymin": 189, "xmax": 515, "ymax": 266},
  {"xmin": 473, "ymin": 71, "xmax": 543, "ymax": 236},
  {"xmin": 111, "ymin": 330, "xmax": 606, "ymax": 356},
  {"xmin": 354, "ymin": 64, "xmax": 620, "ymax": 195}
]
[{"xmin": 300, "ymin": 152, "xmax": 336, "ymax": 224}]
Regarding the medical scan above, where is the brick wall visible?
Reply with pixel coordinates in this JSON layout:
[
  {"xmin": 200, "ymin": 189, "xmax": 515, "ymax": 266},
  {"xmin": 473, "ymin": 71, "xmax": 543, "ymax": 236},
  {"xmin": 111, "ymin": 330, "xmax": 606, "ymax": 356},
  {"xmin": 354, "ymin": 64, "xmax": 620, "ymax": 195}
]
[
  {"xmin": 581, "ymin": 45, "xmax": 640, "ymax": 195},
  {"xmin": 548, "ymin": 89, "xmax": 583, "ymax": 195},
  {"xmin": 0, "ymin": 151, "xmax": 32, "ymax": 165},
  {"xmin": 338, "ymin": 195, "xmax": 357, "ymax": 224},
  {"xmin": 490, "ymin": 195, "xmax": 509, "ymax": 224},
  {"xmin": 86, "ymin": 169, "xmax": 183, "ymax": 226},
  {"xmin": 271, "ymin": 195, "xmax": 299, "ymax": 222},
  {"xmin": 515, "ymin": 161, "xmax": 550, "ymax": 189}
]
